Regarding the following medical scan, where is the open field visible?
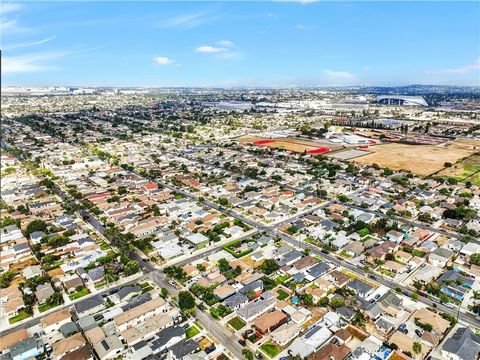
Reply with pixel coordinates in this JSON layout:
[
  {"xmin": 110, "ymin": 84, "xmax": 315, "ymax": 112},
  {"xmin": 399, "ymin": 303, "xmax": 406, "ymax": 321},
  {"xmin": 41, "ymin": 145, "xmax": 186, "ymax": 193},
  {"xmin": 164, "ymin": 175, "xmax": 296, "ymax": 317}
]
[
  {"xmin": 236, "ymin": 135, "xmax": 340, "ymax": 154},
  {"xmin": 437, "ymin": 153, "xmax": 480, "ymax": 184},
  {"xmin": 351, "ymin": 140, "xmax": 480, "ymax": 176},
  {"xmin": 236, "ymin": 135, "xmax": 264, "ymax": 143}
]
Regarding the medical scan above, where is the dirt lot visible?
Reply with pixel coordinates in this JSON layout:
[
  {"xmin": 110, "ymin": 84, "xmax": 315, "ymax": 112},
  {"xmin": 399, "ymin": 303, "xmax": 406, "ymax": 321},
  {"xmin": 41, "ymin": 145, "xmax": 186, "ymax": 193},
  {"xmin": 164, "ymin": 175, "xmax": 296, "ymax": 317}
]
[
  {"xmin": 235, "ymin": 135, "xmax": 264, "ymax": 143},
  {"xmin": 352, "ymin": 140, "xmax": 480, "ymax": 176},
  {"xmin": 236, "ymin": 135, "xmax": 340, "ymax": 154},
  {"xmin": 437, "ymin": 153, "xmax": 480, "ymax": 184}
]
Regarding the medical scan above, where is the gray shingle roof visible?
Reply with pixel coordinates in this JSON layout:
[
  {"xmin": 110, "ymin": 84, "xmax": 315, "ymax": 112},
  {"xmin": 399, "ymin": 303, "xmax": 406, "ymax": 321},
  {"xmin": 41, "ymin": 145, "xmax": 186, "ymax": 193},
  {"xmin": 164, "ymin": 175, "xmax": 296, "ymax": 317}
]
[{"xmin": 442, "ymin": 327, "xmax": 480, "ymax": 360}]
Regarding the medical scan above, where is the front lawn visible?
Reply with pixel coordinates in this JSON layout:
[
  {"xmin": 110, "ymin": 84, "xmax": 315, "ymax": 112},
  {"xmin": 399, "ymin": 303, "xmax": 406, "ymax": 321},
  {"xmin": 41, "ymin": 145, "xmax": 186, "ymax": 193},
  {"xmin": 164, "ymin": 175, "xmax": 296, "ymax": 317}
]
[
  {"xmin": 276, "ymin": 289, "xmax": 289, "ymax": 301},
  {"xmin": 185, "ymin": 325, "xmax": 201, "ymax": 339},
  {"xmin": 38, "ymin": 302, "xmax": 61, "ymax": 313},
  {"xmin": 9, "ymin": 309, "xmax": 32, "ymax": 324},
  {"xmin": 228, "ymin": 316, "xmax": 246, "ymax": 331},
  {"xmin": 209, "ymin": 304, "xmax": 232, "ymax": 319},
  {"xmin": 69, "ymin": 287, "xmax": 90, "ymax": 301},
  {"xmin": 140, "ymin": 282, "xmax": 154, "ymax": 293},
  {"xmin": 275, "ymin": 274, "xmax": 291, "ymax": 285},
  {"xmin": 260, "ymin": 341, "xmax": 282, "ymax": 358}
]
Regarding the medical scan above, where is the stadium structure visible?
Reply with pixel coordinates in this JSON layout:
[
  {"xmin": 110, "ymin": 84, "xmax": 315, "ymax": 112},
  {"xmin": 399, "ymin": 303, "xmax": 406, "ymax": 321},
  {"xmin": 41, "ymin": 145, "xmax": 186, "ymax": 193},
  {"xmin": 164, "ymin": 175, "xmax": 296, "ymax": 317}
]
[{"xmin": 376, "ymin": 95, "xmax": 428, "ymax": 106}]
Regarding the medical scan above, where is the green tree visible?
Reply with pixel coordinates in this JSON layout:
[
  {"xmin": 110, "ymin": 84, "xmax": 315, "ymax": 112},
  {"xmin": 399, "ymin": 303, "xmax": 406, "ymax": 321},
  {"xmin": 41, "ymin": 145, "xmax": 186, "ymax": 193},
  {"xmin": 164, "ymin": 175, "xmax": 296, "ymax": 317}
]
[
  {"xmin": 246, "ymin": 289, "xmax": 256, "ymax": 300},
  {"xmin": 330, "ymin": 297, "xmax": 344, "ymax": 309},
  {"xmin": 218, "ymin": 258, "xmax": 231, "ymax": 274},
  {"xmin": 124, "ymin": 260, "xmax": 140, "ymax": 276},
  {"xmin": 0, "ymin": 271, "xmax": 15, "ymax": 288},
  {"xmin": 412, "ymin": 341, "xmax": 422, "ymax": 354},
  {"xmin": 260, "ymin": 259, "xmax": 279, "ymax": 275},
  {"xmin": 242, "ymin": 349, "xmax": 253, "ymax": 360},
  {"xmin": 318, "ymin": 297, "xmax": 329, "ymax": 307},
  {"xmin": 42, "ymin": 254, "xmax": 58, "ymax": 265},
  {"xmin": 178, "ymin": 291, "xmax": 196, "ymax": 313},
  {"xmin": 161, "ymin": 287, "xmax": 168, "ymax": 299},
  {"xmin": 25, "ymin": 220, "xmax": 48, "ymax": 237},
  {"xmin": 470, "ymin": 253, "xmax": 480, "ymax": 265},
  {"xmin": 303, "ymin": 293, "xmax": 314, "ymax": 307},
  {"xmin": 218, "ymin": 198, "xmax": 229, "ymax": 206},
  {"xmin": 385, "ymin": 253, "xmax": 395, "ymax": 261},
  {"xmin": 287, "ymin": 225, "xmax": 299, "ymax": 234}
]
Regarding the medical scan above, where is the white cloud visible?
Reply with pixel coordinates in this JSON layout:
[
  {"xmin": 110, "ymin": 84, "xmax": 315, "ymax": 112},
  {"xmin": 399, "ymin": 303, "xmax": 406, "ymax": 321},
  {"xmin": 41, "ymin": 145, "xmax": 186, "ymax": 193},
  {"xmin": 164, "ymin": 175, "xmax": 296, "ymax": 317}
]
[
  {"xmin": 0, "ymin": 2, "xmax": 23, "ymax": 15},
  {"xmin": 155, "ymin": 11, "xmax": 216, "ymax": 30},
  {"xmin": 217, "ymin": 40, "xmax": 234, "ymax": 47},
  {"xmin": 323, "ymin": 70, "xmax": 356, "ymax": 84},
  {"xmin": 432, "ymin": 58, "xmax": 480, "ymax": 74},
  {"xmin": 195, "ymin": 45, "xmax": 227, "ymax": 53},
  {"xmin": 1, "ymin": 17, "xmax": 31, "ymax": 34},
  {"xmin": 154, "ymin": 56, "xmax": 175, "ymax": 65},
  {"xmin": 1, "ymin": 3, "xmax": 32, "ymax": 34},
  {"xmin": 295, "ymin": 23, "xmax": 316, "ymax": 30},
  {"xmin": 3, "ymin": 35, "xmax": 56, "ymax": 50},
  {"xmin": 2, "ymin": 51, "xmax": 65, "ymax": 73}
]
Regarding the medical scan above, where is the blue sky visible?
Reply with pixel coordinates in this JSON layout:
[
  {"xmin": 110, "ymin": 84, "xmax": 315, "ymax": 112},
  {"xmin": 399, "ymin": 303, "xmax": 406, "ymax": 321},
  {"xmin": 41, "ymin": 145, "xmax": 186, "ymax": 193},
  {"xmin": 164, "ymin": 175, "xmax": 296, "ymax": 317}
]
[{"xmin": 2, "ymin": 1, "xmax": 479, "ymax": 87}]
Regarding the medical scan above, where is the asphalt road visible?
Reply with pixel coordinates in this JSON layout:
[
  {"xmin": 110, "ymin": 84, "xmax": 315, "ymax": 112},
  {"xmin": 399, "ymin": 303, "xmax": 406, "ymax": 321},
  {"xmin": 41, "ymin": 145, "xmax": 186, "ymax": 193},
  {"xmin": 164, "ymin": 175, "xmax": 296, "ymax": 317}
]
[{"xmin": 146, "ymin": 270, "xmax": 245, "ymax": 360}]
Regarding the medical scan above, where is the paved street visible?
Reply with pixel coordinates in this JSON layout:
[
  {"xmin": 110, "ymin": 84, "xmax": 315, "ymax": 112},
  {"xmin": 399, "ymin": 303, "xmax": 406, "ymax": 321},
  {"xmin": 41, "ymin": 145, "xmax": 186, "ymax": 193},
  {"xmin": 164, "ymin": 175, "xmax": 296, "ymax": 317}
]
[{"xmin": 146, "ymin": 271, "xmax": 245, "ymax": 360}]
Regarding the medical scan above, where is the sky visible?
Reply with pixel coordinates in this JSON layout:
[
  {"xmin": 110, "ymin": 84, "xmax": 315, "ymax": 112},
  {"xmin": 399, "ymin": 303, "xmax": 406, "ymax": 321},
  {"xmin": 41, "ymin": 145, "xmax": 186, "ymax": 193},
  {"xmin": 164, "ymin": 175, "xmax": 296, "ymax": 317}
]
[{"xmin": 1, "ymin": 1, "xmax": 480, "ymax": 87}]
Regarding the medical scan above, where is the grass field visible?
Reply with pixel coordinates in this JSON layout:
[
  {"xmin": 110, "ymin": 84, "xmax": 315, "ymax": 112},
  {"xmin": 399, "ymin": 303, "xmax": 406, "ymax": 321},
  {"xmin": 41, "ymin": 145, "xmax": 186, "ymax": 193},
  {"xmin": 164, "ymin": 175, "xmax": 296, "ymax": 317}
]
[
  {"xmin": 69, "ymin": 286, "xmax": 90, "ymax": 301},
  {"xmin": 437, "ymin": 153, "xmax": 480, "ymax": 184},
  {"xmin": 9, "ymin": 310, "xmax": 32, "ymax": 324},
  {"xmin": 352, "ymin": 140, "xmax": 480, "ymax": 176},
  {"xmin": 275, "ymin": 274, "xmax": 291, "ymax": 284},
  {"xmin": 276, "ymin": 289, "xmax": 289, "ymax": 301},
  {"xmin": 260, "ymin": 341, "xmax": 282, "ymax": 358},
  {"xmin": 228, "ymin": 316, "xmax": 246, "ymax": 331},
  {"xmin": 186, "ymin": 325, "xmax": 201, "ymax": 339},
  {"xmin": 38, "ymin": 302, "xmax": 61, "ymax": 313}
]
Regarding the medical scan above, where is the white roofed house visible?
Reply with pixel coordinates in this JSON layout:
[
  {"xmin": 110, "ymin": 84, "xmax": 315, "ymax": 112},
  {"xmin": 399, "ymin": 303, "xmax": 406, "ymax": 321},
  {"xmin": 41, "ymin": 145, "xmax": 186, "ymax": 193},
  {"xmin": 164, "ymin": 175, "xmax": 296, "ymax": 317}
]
[
  {"xmin": 428, "ymin": 247, "xmax": 454, "ymax": 268},
  {"xmin": 186, "ymin": 233, "xmax": 209, "ymax": 250},
  {"xmin": 286, "ymin": 323, "xmax": 332, "ymax": 358}
]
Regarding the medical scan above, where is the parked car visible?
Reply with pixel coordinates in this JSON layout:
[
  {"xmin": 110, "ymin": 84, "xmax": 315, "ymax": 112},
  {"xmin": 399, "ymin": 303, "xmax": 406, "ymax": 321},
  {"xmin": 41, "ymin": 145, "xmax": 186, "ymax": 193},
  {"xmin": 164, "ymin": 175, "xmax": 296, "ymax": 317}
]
[
  {"xmin": 415, "ymin": 329, "xmax": 423, "ymax": 337},
  {"xmin": 238, "ymin": 340, "xmax": 247, "ymax": 346},
  {"xmin": 205, "ymin": 345, "xmax": 216, "ymax": 354},
  {"xmin": 242, "ymin": 329, "xmax": 254, "ymax": 339}
]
